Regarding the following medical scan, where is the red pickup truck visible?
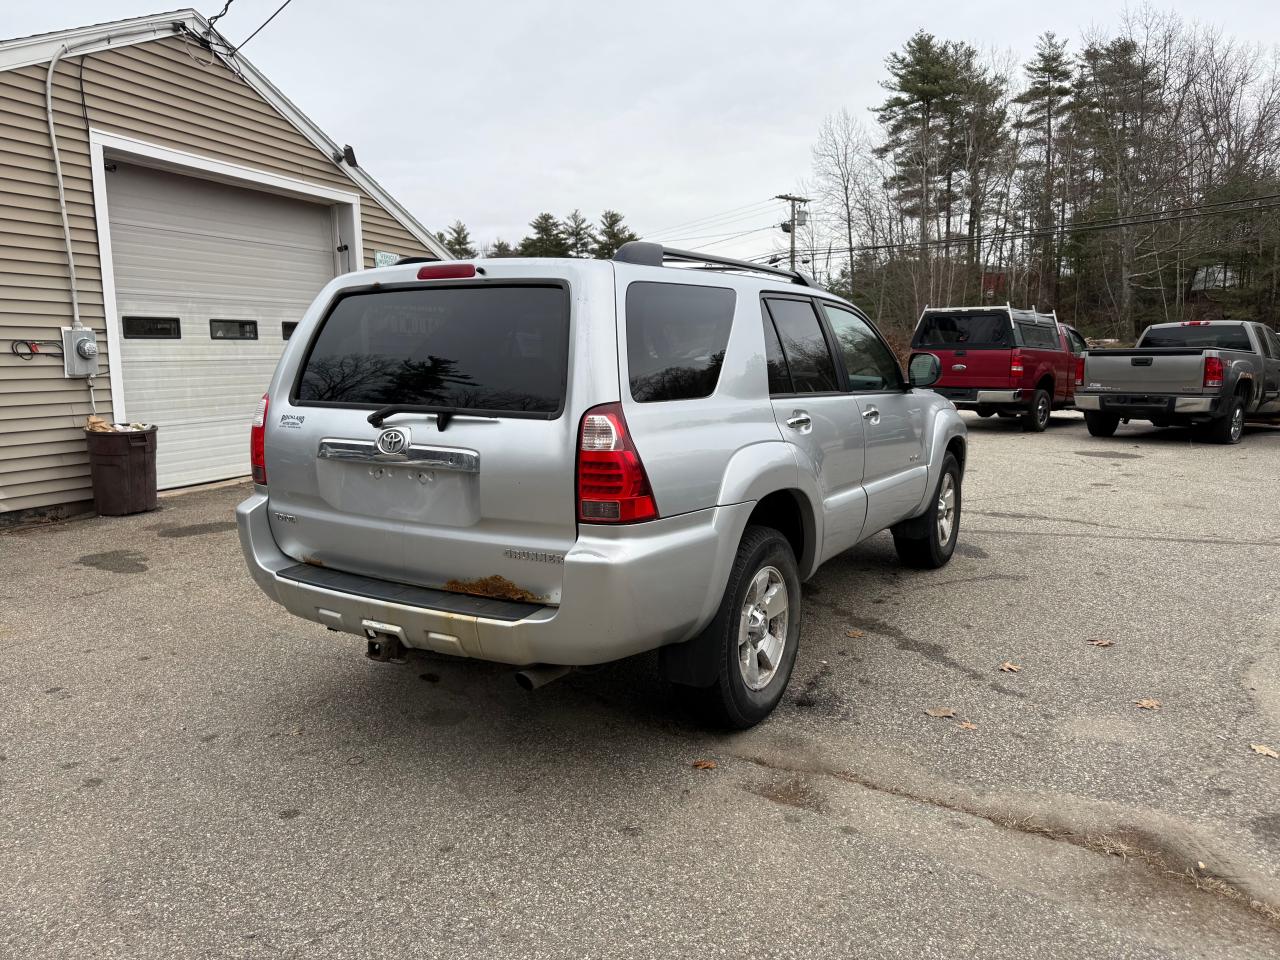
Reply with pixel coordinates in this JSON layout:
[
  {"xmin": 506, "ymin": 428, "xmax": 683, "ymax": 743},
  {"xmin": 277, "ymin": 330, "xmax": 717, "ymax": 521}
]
[{"xmin": 910, "ymin": 306, "xmax": 1087, "ymax": 431}]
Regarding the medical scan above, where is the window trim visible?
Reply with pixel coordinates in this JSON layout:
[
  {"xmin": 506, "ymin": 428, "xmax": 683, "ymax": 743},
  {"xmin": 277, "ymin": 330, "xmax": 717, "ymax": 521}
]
[
  {"xmin": 288, "ymin": 278, "xmax": 572, "ymax": 422},
  {"xmin": 816, "ymin": 299, "xmax": 907, "ymax": 394},
  {"xmin": 121, "ymin": 316, "xmax": 181, "ymax": 340},
  {"xmin": 760, "ymin": 294, "xmax": 845, "ymax": 398},
  {"xmin": 281, "ymin": 321, "xmax": 298, "ymax": 341},
  {"xmin": 209, "ymin": 319, "xmax": 259, "ymax": 341}
]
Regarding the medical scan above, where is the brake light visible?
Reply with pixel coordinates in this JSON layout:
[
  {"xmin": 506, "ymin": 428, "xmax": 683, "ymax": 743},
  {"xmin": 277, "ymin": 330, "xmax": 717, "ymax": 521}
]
[
  {"xmin": 576, "ymin": 403, "xmax": 657, "ymax": 523},
  {"xmin": 1203, "ymin": 355, "xmax": 1224, "ymax": 389},
  {"xmin": 1182, "ymin": 320, "xmax": 1211, "ymax": 326},
  {"xmin": 417, "ymin": 263, "xmax": 476, "ymax": 280},
  {"xmin": 1010, "ymin": 349, "xmax": 1024, "ymax": 377},
  {"xmin": 1075, "ymin": 356, "xmax": 1085, "ymax": 387},
  {"xmin": 250, "ymin": 393, "xmax": 268, "ymax": 484}
]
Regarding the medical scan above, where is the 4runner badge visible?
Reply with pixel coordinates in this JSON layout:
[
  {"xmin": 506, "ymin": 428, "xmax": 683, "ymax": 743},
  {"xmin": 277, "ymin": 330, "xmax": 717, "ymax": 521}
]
[{"xmin": 376, "ymin": 427, "xmax": 410, "ymax": 455}]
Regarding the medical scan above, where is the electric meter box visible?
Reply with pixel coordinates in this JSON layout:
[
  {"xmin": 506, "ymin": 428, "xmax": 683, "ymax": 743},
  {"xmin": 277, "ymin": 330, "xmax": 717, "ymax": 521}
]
[{"xmin": 62, "ymin": 327, "xmax": 99, "ymax": 377}]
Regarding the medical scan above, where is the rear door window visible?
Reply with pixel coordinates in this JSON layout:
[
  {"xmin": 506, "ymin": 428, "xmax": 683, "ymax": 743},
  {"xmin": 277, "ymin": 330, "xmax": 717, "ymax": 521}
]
[
  {"xmin": 296, "ymin": 284, "xmax": 569, "ymax": 415},
  {"xmin": 913, "ymin": 312, "xmax": 1012, "ymax": 349},
  {"xmin": 763, "ymin": 298, "xmax": 839, "ymax": 392},
  {"xmin": 626, "ymin": 282, "xmax": 735, "ymax": 402},
  {"xmin": 819, "ymin": 304, "xmax": 902, "ymax": 391}
]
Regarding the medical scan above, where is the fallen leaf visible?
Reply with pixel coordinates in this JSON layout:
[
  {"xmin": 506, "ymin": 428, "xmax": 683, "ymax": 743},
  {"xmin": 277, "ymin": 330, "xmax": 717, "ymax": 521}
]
[
  {"xmin": 956, "ymin": 720, "xmax": 978, "ymax": 730},
  {"xmin": 692, "ymin": 759, "xmax": 717, "ymax": 770},
  {"xmin": 1250, "ymin": 743, "xmax": 1279, "ymax": 759},
  {"xmin": 1087, "ymin": 639, "xmax": 1115, "ymax": 648},
  {"xmin": 845, "ymin": 629, "xmax": 865, "ymax": 639},
  {"xmin": 999, "ymin": 661, "xmax": 1022, "ymax": 673},
  {"xmin": 1134, "ymin": 698, "xmax": 1162, "ymax": 711},
  {"xmin": 924, "ymin": 707, "xmax": 956, "ymax": 718},
  {"xmin": 1197, "ymin": 861, "xmax": 1207, "ymax": 871}
]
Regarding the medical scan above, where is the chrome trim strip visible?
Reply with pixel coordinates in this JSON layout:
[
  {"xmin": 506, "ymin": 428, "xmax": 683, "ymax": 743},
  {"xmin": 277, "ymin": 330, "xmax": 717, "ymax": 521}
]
[{"xmin": 317, "ymin": 438, "xmax": 480, "ymax": 473}]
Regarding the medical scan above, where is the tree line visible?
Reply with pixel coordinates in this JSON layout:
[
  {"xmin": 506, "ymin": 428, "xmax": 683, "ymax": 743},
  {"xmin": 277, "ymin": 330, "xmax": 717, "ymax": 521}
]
[
  {"xmin": 437, "ymin": 210, "xmax": 639, "ymax": 261},
  {"xmin": 797, "ymin": 9, "xmax": 1280, "ymax": 339}
]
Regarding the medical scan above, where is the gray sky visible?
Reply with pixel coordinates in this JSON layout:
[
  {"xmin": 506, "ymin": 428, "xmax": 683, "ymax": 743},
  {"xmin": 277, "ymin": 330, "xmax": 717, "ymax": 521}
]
[{"xmin": 7, "ymin": 1, "xmax": 1280, "ymax": 259}]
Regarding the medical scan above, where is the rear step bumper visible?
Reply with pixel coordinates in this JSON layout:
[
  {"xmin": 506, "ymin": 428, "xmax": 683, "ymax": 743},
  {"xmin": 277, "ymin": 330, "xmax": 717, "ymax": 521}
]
[
  {"xmin": 1075, "ymin": 393, "xmax": 1217, "ymax": 414},
  {"xmin": 236, "ymin": 492, "xmax": 752, "ymax": 667}
]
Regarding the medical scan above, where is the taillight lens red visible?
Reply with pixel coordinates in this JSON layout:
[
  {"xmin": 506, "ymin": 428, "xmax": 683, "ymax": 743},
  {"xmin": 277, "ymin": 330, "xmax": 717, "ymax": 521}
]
[
  {"xmin": 1010, "ymin": 349, "xmax": 1024, "ymax": 377},
  {"xmin": 417, "ymin": 263, "xmax": 476, "ymax": 280},
  {"xmin": 1203, "ymin": 356, "xmax": 1224, "ymax": 389},
  {"xmin": 1074, "ymin": 356, "xmax": 1085, "ymax": 386},
  {"xmin": 250, "ymin": 393, "xmax": 268, "ymax": 484},
  {"xmin": 576, "ymin": 403, "xmax": 657, "ymax": 523}
]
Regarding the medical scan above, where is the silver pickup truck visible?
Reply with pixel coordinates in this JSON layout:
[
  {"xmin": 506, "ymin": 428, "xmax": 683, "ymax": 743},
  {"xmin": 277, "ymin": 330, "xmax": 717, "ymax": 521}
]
[{"xmin": 1075, "ymin": 320, "xmax": 1280, "ymax": 443}]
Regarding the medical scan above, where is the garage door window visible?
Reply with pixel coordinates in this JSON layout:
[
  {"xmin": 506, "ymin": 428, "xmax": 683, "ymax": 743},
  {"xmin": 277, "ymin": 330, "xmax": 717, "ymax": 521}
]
[
  {"xmin": 210, "ymin": 320, "xmax": 258, "ymax": 340},
  {"xmin": 123, "ymin": 316, "xmax": 180, "ymax": 339}
]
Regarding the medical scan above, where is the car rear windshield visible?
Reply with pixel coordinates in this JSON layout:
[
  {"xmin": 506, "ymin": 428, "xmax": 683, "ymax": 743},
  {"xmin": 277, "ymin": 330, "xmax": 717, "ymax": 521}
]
[
  {"xmin": 296, "ymin": 284, "xmax": 569, "ymax": 414},
  {"xmin": 1138, "ymin": 324, "xmax": 1252, "ymax": 350},
  {"xmin": 626, "ymin": 282, "xmax": 735, "ymax": 402},
  {"xmin": 913, "ymin": 312, "xmax": 1012, "ymax": 349}
]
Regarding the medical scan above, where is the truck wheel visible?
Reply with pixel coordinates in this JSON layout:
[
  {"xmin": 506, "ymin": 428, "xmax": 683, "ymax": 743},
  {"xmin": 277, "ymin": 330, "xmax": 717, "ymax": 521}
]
[
  {"xmin": 687, "ymin": 525, "xmax": 801, "ymax": 729},
  {"xmin": 975, "ymin": 405, "xmax": 995, "ymax": 418},
  {"xmin": 1022, "ymin": 389, "xmax": 1051, "ymax": 432},
  {"xmin": 1198, "ymin": 396, "xmax": 1245, "ymax": 445},
  {"xmin": 892, "ymin": 452, "xmax": 960, "ymax": 570},
  {"xmin": 1084, "ymin": 411, "xmax": 1120, "ymax": 437}
]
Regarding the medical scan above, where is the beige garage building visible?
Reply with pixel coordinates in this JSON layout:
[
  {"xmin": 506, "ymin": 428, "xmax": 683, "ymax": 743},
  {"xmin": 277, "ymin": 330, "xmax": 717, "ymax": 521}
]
[{"xmin": 0, "ymin": 9, "xmax": 448, "ymax": 520}]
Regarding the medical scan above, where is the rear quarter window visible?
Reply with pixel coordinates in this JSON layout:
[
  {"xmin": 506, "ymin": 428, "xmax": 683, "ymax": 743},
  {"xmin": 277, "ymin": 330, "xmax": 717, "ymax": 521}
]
[
  {"xmin": 1016, "ymin": 321, "xmax": 1060, "ymax": 350},
  {"xmin": 626, "ymin": 282, "xmax": 735, "ymax": 402},
  {"xmin": 295, "ymin": 284, "xmax": 569, "ymax": 415}
]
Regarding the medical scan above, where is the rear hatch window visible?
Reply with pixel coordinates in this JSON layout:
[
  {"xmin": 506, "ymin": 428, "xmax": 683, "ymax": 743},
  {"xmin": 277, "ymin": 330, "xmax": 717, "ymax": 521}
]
[
  {"xmin": 295, "ymin": 284, "xmax": 569, "ymax": 415},
  {"xmin": 1138, "ymin": 324, "xmax": 1251, "ymax": 350},
  {"xmin": 914, "ymin": 312, "xmax": 1012, "ymax": 350}
]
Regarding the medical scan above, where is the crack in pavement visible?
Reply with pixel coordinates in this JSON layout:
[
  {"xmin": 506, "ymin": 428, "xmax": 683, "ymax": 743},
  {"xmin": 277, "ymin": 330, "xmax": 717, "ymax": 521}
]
[
  {"xmin": 728, "ymin": 749, "xmax": 1280, "ymax": 927},
  {"xmin": 968, "ymin": 527, "xmax": 1280, "ymax": 549}
]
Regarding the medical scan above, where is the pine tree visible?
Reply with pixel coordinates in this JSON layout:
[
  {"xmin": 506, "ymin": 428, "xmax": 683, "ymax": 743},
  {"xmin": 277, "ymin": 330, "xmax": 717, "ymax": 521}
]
[
  {"xmin": 593, "ymin": 210, "xmax": 639, "ymax": 259},
  {"xmin": 437, "ymin": 220, "xmax": 477, "ymax": 259},
  {"xmin": 518, "ymin": 213, "xmax": 569, "ymax": 257},
  {"xmin": 1014, "ymin": 32, "xmax": 1074, "ymax": 304},
  {"xmin": 561, "ymin": 209, "xmax": 597, "ymax": 258},
  {"xmin": 487, "ymin": 239, "xmax": 516, "ymax": 258}
]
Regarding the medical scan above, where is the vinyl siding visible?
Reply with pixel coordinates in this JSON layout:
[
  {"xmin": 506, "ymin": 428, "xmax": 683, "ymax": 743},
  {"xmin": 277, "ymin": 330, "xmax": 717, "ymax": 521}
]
[{"xmin": 0, "ymin": 35, "xmax": 434, "ymax": 514}]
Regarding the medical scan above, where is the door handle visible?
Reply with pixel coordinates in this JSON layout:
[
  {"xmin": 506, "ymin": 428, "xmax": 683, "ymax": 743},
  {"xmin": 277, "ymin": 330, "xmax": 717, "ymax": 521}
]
[
  {"xmin": 862, "ymin": 407, "xmax": 880, "ymax": 425},
  {"xmin": 785, "ymin": 411, "xmax": 812, "ymax": 430}
]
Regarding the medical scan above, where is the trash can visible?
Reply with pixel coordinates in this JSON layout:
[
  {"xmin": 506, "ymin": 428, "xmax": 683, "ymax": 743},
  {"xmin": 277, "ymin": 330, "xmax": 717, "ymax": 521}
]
[{"xmin": 83, "ymin": 426, "xmax": 158, "ymax": 516}]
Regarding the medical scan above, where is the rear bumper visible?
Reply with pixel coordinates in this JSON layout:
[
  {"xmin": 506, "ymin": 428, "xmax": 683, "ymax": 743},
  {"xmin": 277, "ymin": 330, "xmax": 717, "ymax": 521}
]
[
  {"xmin": 1075, "ymin": 393, "xmax": 1218, "ymax": 414},
  {"xmin": 935, "ymin": 387, "xmax": 1024, "ymax": 405},
  {"xmin": 236, "ymin": 492, "xmax": 751, "ymax": 667}
]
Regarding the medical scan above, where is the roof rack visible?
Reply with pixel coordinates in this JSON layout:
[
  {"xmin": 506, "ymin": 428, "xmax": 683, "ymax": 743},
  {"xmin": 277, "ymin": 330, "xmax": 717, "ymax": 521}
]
[{"xmin": 613, "ymin": 241, "xmax": 817, "ymax": 288}]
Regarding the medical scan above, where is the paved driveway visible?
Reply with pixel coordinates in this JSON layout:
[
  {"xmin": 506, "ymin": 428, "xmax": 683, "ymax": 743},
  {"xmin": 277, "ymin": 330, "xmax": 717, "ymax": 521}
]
[{"xmin": 2, "ymin": 412, "xmax": 1279, "ymax": 958}]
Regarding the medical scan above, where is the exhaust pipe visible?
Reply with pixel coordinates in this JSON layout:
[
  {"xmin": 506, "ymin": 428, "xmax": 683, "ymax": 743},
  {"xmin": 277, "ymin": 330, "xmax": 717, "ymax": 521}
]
[{"xmin": 515, "ymin": 664, "xmax": 572, "ymax": 691}]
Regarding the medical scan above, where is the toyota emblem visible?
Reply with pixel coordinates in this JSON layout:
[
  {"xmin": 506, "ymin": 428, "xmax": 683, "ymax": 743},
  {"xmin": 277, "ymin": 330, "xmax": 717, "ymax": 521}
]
[{"xmin": 375, "ymin": 427, "xmax": 409, "ymax": 456}]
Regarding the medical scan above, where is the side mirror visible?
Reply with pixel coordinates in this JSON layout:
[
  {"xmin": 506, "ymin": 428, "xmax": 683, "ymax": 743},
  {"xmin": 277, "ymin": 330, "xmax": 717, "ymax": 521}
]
[{"xmin": 908, "ymin": 352, "xmax": 941, "ymax": 389}]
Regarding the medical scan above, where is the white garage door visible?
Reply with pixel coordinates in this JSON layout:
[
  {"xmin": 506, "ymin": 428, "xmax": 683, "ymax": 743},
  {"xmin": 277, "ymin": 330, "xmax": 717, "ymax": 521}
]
[{"xmin": 107, "ymin": 162, "xmax": 335, "ymax": 488}]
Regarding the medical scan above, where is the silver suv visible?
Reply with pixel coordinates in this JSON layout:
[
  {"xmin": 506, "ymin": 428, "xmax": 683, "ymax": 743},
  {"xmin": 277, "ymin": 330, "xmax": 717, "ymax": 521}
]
[{"xmin": 236, "ymin": 242, "xmax": 967, "ymax": 727}]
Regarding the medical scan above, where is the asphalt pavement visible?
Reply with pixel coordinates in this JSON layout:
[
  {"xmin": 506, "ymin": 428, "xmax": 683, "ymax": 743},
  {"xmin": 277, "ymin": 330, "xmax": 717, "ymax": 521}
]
[{"xmin": 2, "ymin": 411, "xmax": 1279, "ymax": 959}]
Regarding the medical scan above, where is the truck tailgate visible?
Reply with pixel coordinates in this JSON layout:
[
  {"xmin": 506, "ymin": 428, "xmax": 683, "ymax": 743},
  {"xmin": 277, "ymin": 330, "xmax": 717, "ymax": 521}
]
[{"xmin": 1083, "ymin": 350, "xmax": 1206, "ymax": 395}]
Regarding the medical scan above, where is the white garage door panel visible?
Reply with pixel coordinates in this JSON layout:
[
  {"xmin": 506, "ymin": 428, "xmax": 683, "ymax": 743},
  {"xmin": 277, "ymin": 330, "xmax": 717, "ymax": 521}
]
[{"xmin": 108, "ymin": 162, "xmax": 334, "ymax": 489}]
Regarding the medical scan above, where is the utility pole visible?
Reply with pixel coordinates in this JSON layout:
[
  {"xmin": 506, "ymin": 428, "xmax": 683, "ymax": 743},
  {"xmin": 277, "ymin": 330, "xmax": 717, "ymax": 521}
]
[{"xmin": 776, "ymin": 194, "xmax": 811, "ymax": 271}]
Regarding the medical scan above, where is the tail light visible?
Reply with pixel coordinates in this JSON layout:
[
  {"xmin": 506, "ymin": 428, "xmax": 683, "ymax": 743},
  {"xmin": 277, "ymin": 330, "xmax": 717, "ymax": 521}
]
[
  {"xmin": 1203, "ymin": 356, "xmax": 1224, "ymax": 390},
  {"xmin": 576, "ymin": 403, "xmax": 657, "ymax": 523},
  {"xmin": 1074, "ymin": 356, "xmax": 1085, "ymax": 387},
  {"xmin": 1010, "ymin": 349, "xmax": 1024, "ymax": 377},
  {"xmin": 250, "ymin": 393, "xmax": 268, "ymax": 484}
]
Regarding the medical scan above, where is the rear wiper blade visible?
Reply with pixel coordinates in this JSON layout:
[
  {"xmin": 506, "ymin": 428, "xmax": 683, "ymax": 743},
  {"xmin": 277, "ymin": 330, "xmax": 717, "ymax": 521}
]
[{"xmin": 366, "ymin": 404, "xmax": 493, "ymax": 431}]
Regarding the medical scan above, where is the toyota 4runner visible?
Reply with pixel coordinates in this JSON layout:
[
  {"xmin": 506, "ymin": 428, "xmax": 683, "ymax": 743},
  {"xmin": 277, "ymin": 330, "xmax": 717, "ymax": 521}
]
[{"xmin": 236, "ymin": 242, "xmax": 968, "ymax": 727}]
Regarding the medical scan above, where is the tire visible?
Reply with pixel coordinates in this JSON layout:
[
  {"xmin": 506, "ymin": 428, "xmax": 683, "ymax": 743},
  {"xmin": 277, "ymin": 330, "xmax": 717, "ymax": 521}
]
[
  {"xmin": 975, "ymin": 406, "xmax": 995, "ymax": 418},
  {"xmin": 892, "ymin": 452, "xmax": 961, "ymax": 570},
  {"xmin": 1197, "ymin": 396, "xmax": 1245, "ymax": 445},
  {"xmin": 1084, "ymin": 411, "xmax": 1120, "ymax": 437},
  {"xmin": 1022, "ymin": 388, "xmax": 1051, "ymax": 432},
  {"xmin": 686, "ymin": 525, "xmax": 801, "ymax": 729}
]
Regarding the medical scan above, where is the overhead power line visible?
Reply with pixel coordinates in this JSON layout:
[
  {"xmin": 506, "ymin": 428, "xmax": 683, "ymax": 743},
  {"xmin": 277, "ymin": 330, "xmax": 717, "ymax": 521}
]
[
  {"xmin": 639, "ymin": 199, "xmax": 777, "ymax": 241},
  {"xmin": 742, "ymin": 193, "xmax": 1280, "ymax": 263},
  {"xmin": 236, "ymin": 0, "xmax": 295, "ymax": 51}
]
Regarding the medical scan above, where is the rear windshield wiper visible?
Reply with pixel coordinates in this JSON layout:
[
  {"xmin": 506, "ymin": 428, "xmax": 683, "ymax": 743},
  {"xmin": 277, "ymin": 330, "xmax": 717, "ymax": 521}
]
[{"xmin": 367, "ymin": 404, "xmax": 494, "ymax": 431}]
